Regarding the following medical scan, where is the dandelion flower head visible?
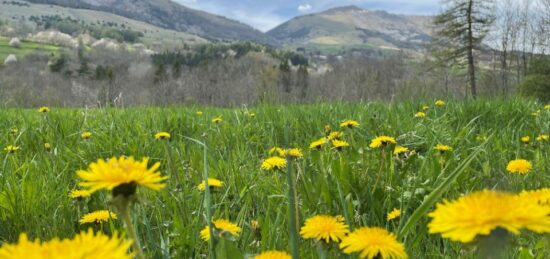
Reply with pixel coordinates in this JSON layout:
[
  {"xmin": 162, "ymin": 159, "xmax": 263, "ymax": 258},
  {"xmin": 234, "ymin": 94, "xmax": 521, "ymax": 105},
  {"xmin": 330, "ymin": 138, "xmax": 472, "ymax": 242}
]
[
  {"xmin": 310, "ymin": 138, "xmax": 327, "ymax": 150},
  {"xmin": 79, "ymin": 210, "xmax": 117, "ymax": 224},
  {"xmin": 198, "ymin": 178, "xmax": 224, "ymax": 191},
  {"xmin": 414, "ymin": 112, "xmax": 426, "ymax": 118},
  {"xmin": 506, "ymin": 159, "xmax": 532, "ymax": 175},
  {"xmin": 4, "ymin": 145, "xmax": 20, "ymax": 154},
  {"xmin": 340, "ymin": 120, "xmax": 359, "ymax": 128},
  {"xmin": 261, "ymin": 156, "xmax": 287, "ymax": 171},
  {"xmin": 300, "ymin": 215, "xmax": 349, "ymax": 243},
  {"xmin": 0, "ymin": 229, "xmax": 133, "ymax": 259},
  {"xmin": 340, "ymin": 227, "xmax": 407, "ymax": 259},
  {"xmin": 76, "ymin": 156, "xmax": 167, "ymax": 195},
  {"xmin": 428, "ymin": 190, "xmax": 550, "ymax": 243},
  {"xmin": 200, "ymin": 219, "xmax": 241, "ymax": 241},
  {"xmin": 387, "ymin": 209, "xmax": 401, "ymax": 221},
  {"xmin": 154, "ymin": 132, "xmax": 171, "ymax": 140},
  {"xmin": 369, "ymin": 136, "xmax": 396, "ymax": 149},
  {"xmin": 81, "ymin": 132, "xmax": 92, "ymax": 140},
  {"xmin": 38, "ymin": 106, "xmax": 50, "ymax": 113},
  {"xmin": 254, "ymin": 251, "xmax": 291, "ymax": 259}
]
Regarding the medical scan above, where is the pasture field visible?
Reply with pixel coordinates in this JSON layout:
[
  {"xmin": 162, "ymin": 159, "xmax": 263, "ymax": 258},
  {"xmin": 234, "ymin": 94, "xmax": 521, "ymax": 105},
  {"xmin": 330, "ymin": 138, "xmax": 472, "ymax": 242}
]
[
  {"xmin": 0, "ymin": 37, "xmax": 60, "ymax": 61},
  {"xmin": 0, "ymin": 99, "xmax": 549, "ymax": 258}
]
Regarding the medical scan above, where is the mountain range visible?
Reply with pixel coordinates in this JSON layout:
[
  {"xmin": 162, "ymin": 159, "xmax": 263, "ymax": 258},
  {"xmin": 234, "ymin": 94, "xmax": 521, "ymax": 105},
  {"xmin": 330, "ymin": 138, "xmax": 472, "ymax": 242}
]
[{"xmin": 3, "ymin": 0, "xmax": 434, "ymax": 51}]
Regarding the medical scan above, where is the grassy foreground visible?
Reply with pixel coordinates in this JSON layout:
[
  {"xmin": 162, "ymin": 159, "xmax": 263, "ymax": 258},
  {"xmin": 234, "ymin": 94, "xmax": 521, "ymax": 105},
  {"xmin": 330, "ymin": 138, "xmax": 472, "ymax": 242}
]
[{"xmin": 0, "ymin": 99, "xmax": 549, "ymax": 258}]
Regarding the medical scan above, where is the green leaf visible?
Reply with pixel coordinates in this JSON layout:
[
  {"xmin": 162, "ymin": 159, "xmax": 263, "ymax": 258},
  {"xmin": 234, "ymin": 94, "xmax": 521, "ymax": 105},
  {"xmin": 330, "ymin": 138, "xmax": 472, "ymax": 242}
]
[
  {"xmin": 215, "ymin": 237, "xmax": 244, "ymax": 259},
  {"xmin": 397, "ymin": 141, "xmax": 487, "ymax": 239}
]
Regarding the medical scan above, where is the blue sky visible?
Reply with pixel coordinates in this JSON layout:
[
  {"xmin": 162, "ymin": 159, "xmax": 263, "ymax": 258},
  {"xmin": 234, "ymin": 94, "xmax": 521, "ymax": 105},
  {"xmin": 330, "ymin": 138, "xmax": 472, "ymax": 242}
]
[{"xmin": 174, "ymin": 0, "xmax": 441, "ymax": 31}]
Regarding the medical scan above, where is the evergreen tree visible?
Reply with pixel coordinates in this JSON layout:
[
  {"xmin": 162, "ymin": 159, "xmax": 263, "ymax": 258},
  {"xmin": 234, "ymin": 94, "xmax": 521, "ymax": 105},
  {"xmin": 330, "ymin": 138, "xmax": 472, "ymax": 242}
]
[{"xmin": 433, "ymin": 0, "xmax": 495, "ymax": 98}]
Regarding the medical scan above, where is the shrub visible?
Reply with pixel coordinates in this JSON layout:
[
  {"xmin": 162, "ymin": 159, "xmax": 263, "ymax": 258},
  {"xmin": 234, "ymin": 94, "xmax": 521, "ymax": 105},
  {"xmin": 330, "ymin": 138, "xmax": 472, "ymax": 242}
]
[{"xmin": 519, "ymin": 57, "xmax": 550, "ymax": 102}]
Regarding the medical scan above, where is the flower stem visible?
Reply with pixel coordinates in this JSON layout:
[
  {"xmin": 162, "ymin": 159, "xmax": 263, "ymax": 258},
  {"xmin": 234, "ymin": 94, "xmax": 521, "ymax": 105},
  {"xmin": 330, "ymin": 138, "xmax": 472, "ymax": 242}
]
[
  {"xmin": 315, "ymin": 241, "xmax": 328, "ymax": 259},
  {"xmin": 285, "ymin": 126, "xmax": 300, "ymax": 259},
  {"xmin": 119, "ymin": 200, "xmax": 145, "ymax": 259},
  {"xmin": 202, "ymin": 140, "xmax": 216, "ymax": 259}
]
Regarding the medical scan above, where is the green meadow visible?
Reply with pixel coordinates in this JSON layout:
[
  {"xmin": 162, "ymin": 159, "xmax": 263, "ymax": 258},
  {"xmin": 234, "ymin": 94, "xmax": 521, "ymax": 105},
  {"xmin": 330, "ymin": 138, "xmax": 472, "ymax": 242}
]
[
  {"xmin": 0, "ymin": 99, "xmax": 549, "ymax": 258},
  {"xmin": 0, "ymin": 37, "xmax": 60, "ymax": 61}
]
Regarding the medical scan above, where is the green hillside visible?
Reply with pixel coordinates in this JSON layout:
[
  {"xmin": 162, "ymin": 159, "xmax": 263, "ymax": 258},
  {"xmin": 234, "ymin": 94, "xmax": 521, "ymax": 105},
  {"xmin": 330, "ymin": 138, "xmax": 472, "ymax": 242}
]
[
  {"xmin": 0, "ymin": 37, "xmax": 60, "ymax": 61},
  {"xmin": 0, "ymin": 0, "xmax": 208, "ymax": 47},
  {"xmin": 268, "ymin": 6, "xmax": 432, "ymax": 53}
]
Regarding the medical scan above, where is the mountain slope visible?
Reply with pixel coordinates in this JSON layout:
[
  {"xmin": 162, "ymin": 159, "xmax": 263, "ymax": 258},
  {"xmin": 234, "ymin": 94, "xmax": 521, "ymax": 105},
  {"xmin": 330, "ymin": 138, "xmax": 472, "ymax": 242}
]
[
  {"xmin": 23, "ymin": 0, "xmax": 277, "ymax": 45},
  {"xmin": 1, "ymin": 0, "xmax": 208, "ymax": 47},
  {"xmin": 268, "ymin": 5, "xmax": 432, "ymax": 51}
]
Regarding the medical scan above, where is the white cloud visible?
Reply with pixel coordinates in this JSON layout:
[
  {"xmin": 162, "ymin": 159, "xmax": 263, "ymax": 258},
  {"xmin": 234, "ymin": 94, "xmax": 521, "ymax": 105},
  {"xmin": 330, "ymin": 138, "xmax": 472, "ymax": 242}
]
[{"xmin": 297, "ymin": 4, "xmax": 312, "ymax": 12}]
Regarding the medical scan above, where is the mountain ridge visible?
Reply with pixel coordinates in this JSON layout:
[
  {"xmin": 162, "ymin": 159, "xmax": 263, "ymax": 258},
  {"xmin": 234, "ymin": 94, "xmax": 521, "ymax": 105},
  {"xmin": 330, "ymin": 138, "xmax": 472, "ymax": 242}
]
[
  {"xmin": 268, "ymin": 5, "xmax": 433, "ymax": 52},
  {"xmin": 22, "ymin": 0, "xmax": 278, "ymax": 45}
]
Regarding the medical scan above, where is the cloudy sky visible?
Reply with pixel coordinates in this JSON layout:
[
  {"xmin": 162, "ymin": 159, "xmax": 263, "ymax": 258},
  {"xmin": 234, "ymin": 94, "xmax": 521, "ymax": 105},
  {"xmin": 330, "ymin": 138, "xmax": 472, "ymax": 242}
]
[{"xmin": 175, "ymin": 0, "xmax": 442, "ymax": 32}]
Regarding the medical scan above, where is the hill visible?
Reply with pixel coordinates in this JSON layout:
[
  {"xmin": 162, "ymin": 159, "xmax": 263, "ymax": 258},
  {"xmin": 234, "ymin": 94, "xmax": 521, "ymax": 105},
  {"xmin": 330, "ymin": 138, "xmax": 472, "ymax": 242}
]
[
  {"xmin": 0, "ymin": 0, "xmax": 208, "ymax": 47},
  {"xmin": 22, "ymin": 0, "xmax": 278, "ymax": 45},
  {"xmin": 267, "ymin": 5, "xmax": 433, "ymax": 52}
]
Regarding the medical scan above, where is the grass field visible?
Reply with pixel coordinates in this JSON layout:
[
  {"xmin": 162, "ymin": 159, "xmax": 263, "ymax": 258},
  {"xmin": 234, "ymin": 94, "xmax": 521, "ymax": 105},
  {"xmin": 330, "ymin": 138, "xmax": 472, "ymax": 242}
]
[
  {"xmin": 0, "ymin": 37, "xmax": 60, "ymax": 61},
  {"xmin": 0, "ymin": 100, "xmax": 549, "ymax": 258}
]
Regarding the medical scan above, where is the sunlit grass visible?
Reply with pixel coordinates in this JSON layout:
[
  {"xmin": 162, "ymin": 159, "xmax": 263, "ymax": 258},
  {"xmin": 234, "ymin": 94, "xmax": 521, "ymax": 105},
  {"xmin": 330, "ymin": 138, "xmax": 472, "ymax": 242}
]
[{"xmin": 0, "ymin": 99, "xmax": 548, "ymax": 257}]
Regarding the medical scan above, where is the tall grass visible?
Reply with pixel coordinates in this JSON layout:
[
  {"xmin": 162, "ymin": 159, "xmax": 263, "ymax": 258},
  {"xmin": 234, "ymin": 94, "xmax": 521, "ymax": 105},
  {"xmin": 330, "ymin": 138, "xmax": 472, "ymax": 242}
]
[{"xmin": 0, "ymin": 99, "xmax": 548, "ymax": 257}]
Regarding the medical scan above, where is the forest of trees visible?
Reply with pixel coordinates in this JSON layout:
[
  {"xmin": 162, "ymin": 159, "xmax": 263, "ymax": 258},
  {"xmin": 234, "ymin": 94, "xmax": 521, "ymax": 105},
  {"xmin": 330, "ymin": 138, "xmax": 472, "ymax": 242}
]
[{"xmin": 0, "ymin": 0, "xmax": 549, "ymax": 107}]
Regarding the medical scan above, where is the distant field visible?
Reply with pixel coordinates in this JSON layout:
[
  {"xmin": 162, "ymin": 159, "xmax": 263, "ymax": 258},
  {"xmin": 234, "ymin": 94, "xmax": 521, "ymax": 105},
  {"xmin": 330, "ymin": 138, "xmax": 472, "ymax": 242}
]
[
  {"xmin": 0, "ymin": 100, "xmax": 549, "ymax": 258},
  {"xmin": 0, "ymin": 37, "xmax": 60, "ymax": 61}
]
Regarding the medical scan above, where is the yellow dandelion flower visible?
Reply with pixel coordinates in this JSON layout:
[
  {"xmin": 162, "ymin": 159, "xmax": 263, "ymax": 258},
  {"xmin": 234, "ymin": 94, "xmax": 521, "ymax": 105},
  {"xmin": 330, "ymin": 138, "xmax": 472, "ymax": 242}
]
[
  {"xmin": 4, "ymin": 145, "xmax": 20, "ymax": 154},
  {"xmin": 328, "ymin": 131, "xmax": 344, "ymax": 140},
  {"xmin": 422, "ymin": 105, "xmax": 429, "ymax": 111},
  {"xmin": 76, "ymin": 156, "xmax": 168, "ymax": 195},
  {"xmin": 434, "ymin": 144, "xmax": 452, "ymax": 153},
  {"xmin": 519, "ymin": 188, "xmax": 550, "ymax": 206},
  {"xmin": 545, "ymin": 104, "xmax": 550, "ymax": 110},
  {"xmin": 521, "ymin": 136, "xmax": 530, "ymax": 144},
  {"xmin": 340, "ymin": 120, "xmax": 360, "ymax": 128},
  {"xmin": 369, "ymin": 136, "xmax": 396, "ymax": 149},
  {"xmin": 0, "ymin": 229, "xmax": 133, "ymax": 259},
  {"xmin": 340, "ymin": 227, "xmax": 407, "ymax": 259},
  {"xmin": 198, "ymin": 178, "xmax": 224, "ymax": 191},
  {"xmin": 196, "ymin": 111, "xmax": 203, "ymax": 116},
  {"xmin": 428, "ymin": 190, "xmax": 550, "ymax": 243},
  {"xmin": 309, "ymin": 138, "xmax": 327, "ymax": 150},
  {"xmin": 69, "ymin": 189, "xmax": 92, "ymax": 199},
  {"xmin": 285, "ymin": 148, "xmax": 303, "ymax": 158},
  {"xmin": 44, "ymin": 143, "xmax": 51, "ymax": 152},
  {"xmin": 154, "ymin": 132, "xmax": 171, "ymax": 140},
  {"xmin": 255, "ymin": 251, "xmax": 291, "ymax": 259},
  {"xmin": 332, "ymin": 140, "xmax": 350, "ymax": 150},
  {"xmin": 300, "ymin": 215, "xmax": 349, "ymax": 243},
  {"xmin": 393, "ymin": 146, "xmax": 409, "ymax": 155},
  {"xmin": 506, "ymin": 159, "xmax": 532, "ymax": 175},
  {"xmin": 79, "ymin": 210, "xmax": 117, "ymax": 224},
  {"xmin": 248, "ymin": 112, "xmax": 256, "ymax": 117},
  {"xmin": 537, "ymin": 134, "xmax": 549, "ymax": 142},
  {"xmin": 81, "ymin": 132, "xmax": 92, "ymax": 140},
  {"xmin": 38, "ymin": 106, "xmax": 50, "ymax": 113},
  {"xmin": 200, "ymin": 219, "xmax": 241, "ymax": 241},
  {"xmin": 9, "ymin": 128, "xmax": 18, "ymax": 135},
  {"xmin": 387, "ymin": 208, "xmax": 401, "ymax": 221},
  {"xmin": 269, "ymin": 147, "xmax": 286, "ymax": 157},
  {"xmin": 435, "ymin": 100, "xmax": 445, "ymax": 106},
  {"xmin": 261, "ymin": 156, "xmax": 287, "ymax": 171},
  {"xmin": 414, "ymin": 112, "xmax": 426, "ymax": 118},
  {"xmin": 212, "ymin": 117, "xmax": 223, "ymax": 124}
]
